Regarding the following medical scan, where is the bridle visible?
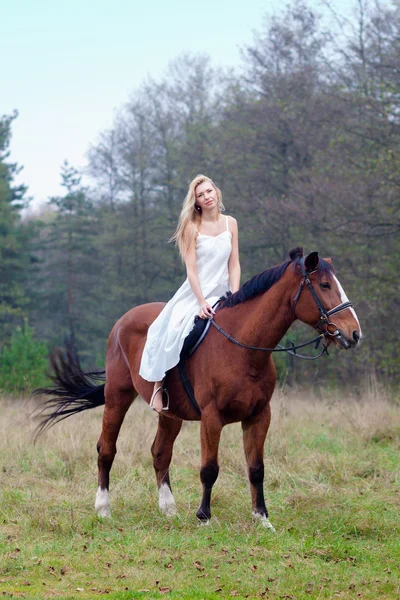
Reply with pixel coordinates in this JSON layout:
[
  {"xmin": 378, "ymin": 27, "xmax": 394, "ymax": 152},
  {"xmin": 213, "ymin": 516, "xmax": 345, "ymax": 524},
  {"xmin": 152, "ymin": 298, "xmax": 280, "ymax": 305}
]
[
  {"xmin": 209, "ymin": 259, "xmax": 354, "ymax": 360},
  {"xmin": 293, "ymin": 258, "xmax": 353, "ymax": 347}
]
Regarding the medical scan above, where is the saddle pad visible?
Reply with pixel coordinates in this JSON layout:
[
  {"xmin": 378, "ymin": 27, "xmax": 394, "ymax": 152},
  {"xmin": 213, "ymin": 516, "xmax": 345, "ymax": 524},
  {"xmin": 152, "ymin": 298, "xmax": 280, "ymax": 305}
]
[{"xmin": 180, "ymin": 315, "xmax": 212, "ymax": 360}]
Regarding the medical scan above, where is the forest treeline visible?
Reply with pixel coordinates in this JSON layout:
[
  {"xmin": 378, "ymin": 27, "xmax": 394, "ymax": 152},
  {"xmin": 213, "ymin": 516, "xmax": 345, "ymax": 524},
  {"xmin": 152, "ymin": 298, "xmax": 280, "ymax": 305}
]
[{"xmin": 1, "ymin": 0, "xmax": 399, "ymax": 390}]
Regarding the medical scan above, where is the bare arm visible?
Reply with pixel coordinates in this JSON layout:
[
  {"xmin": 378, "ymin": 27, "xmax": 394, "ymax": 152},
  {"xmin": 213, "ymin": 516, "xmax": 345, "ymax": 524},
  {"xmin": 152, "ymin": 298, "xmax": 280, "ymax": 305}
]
[{"xmin": 228, "ymin": 216, "xmax": 241, "ymax": 293}]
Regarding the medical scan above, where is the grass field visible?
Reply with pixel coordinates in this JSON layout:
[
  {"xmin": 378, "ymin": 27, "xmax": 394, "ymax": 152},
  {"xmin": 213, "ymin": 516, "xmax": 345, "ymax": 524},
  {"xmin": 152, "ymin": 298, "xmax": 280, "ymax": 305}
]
[{"xmin": 0, "ymin": 384, "xmax": 399, "ymax": 600}]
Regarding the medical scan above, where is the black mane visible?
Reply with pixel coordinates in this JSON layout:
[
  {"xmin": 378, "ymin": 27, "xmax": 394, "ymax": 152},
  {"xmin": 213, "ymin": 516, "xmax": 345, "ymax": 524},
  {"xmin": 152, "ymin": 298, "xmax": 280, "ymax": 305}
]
[
  {"xmin": 221, "ymin": 249, "xmax": 334, "ymax": 309},
  {"xmin": 222, "ymin": 261, "xmax": 291, "ymax": 308}
]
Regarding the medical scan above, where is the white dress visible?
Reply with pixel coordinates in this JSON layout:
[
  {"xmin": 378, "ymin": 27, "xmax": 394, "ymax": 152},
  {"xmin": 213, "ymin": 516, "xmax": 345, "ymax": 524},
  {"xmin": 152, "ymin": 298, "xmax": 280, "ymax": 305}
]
[{"xmin": 139, "ymin": 216, "xmax": 232, "ymax": 382}]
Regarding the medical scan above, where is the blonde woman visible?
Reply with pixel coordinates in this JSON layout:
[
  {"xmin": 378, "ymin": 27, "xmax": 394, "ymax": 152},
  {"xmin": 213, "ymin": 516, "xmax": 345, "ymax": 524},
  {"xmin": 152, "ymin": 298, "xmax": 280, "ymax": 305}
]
[{"xmin": 139, "ymin": 174, "xmax": 241, "ymax": 412}]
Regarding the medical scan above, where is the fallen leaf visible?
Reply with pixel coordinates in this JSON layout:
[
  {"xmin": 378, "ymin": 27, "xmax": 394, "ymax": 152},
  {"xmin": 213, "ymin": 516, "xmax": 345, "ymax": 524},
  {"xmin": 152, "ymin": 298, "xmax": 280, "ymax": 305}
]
[
  {"xmin": 76, "ymin": 588, "xmax": 84, "ymax": 592},
  {"xmin": 159, "ymin": 587, "xmax": 171, "ymax": 594}
]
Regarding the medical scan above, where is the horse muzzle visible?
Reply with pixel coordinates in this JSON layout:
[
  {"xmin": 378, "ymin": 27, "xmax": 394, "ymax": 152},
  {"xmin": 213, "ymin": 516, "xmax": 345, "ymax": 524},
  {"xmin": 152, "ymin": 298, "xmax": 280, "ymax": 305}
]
[{"xmin": 324, "ymin": 323, "xmax": 360, "ymax": 350}]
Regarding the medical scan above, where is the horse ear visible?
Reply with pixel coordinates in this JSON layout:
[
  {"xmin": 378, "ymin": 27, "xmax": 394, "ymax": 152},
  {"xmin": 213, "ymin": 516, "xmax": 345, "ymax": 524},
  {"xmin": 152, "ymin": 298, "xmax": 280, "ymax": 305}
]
[
  {"xmin": 324, "ymin": 257, "xmax": 333, "ymax": 265},
  {"xmin": 289, "ymin": 247, "xmax": 304, "ymax": 261},
  {"xmin": 304, "ymin": 251, "xmax": 319, "ymax": 272}
]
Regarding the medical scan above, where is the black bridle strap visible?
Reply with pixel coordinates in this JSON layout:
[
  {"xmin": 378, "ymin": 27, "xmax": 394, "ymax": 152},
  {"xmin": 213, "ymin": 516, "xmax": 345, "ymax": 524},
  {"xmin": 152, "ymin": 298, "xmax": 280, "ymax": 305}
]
[
  {"xmin": 210, "ymin": 318, "xmax": 328, "ymax": 359},
  {"xmin": 326, "ymin": 302, "xmax": 353, "ymax": 317}
]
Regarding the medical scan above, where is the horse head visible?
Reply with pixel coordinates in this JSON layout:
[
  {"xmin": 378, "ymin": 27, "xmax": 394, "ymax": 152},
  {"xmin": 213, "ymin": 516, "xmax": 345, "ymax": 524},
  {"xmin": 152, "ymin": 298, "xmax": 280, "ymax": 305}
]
[{"xmin": 289, "ymin": 247, "xmax": 362, "ymax": 350}]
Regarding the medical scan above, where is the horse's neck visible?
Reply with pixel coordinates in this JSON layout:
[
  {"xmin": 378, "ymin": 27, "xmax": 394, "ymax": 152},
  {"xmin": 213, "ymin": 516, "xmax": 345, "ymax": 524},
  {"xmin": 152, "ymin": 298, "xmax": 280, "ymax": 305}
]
[{"xmin": 223, "ymin": 278, "xmax": 295, "ymax": 354}]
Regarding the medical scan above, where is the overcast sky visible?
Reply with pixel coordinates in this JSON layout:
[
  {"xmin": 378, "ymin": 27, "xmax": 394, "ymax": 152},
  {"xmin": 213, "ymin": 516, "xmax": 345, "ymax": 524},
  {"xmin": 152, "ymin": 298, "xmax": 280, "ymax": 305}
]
[{"xmin": 2, "ymin": 0, "xmax": 354, "ymax": 208}]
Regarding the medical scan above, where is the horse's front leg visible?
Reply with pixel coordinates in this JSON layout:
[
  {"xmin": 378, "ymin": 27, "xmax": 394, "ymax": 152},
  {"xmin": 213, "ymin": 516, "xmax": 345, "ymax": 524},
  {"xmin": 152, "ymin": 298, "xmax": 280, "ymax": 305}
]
[
  {"xmin": 242, "ymin": 401, "xmax": 276, "ymax": 532},
  {"xmin": 151, "ymin": 414, "xmax": 182, "ymax": 516},
  {"xmin": 196, "ymin": 406, "xmax": 223, "ymax": 523}
]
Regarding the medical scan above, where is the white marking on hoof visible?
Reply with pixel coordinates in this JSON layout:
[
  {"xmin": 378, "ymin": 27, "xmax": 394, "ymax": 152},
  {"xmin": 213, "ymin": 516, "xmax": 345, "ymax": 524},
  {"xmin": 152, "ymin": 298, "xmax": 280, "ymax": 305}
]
[
  {"xmin": 158, "ymin": 483, "xmax": 176, "ymax": 516},
  {"xmin": 198, "ymin": 518, "xmax": 210, "ymax": 526},
  {"xmin": 252, "ymin": 511, "xmax": 276, "ymax": 533},
  {"xmin": 95, "ymin": 487, "xmax": 111, "ymax": 517}
]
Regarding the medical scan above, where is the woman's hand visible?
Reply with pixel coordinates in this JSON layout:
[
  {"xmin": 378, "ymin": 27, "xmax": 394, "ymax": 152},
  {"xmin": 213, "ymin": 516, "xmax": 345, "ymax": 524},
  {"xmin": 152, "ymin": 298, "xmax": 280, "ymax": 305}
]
[{"xmin": 199, "ymin": 301, "xmax": 215, "ymax": 319}]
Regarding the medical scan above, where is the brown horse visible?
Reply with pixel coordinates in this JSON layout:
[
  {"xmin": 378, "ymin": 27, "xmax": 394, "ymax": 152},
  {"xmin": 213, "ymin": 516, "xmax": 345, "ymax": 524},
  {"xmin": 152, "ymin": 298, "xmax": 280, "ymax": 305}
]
[{"xmin": 36, "ymin": 248, "xmax": 361, "ymax": 529}]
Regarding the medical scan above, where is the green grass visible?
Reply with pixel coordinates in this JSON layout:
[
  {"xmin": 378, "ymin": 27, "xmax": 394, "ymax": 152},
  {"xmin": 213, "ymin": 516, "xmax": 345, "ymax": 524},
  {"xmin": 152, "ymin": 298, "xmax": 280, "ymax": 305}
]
[{"xmin": 0, "ymin": 388, "xmax": 399, "ymax": 599}]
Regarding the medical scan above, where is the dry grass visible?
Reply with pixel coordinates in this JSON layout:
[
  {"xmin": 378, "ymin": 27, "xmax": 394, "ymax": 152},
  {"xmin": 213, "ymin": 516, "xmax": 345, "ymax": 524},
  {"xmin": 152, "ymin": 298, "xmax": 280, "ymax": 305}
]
[{"xmin": 0, "ymin": 385, "xmax": 399, "ymax": 599}]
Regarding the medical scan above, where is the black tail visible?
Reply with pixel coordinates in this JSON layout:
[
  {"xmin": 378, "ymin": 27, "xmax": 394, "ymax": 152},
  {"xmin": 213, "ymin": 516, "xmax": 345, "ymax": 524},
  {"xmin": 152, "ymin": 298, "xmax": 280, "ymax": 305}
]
[{"xmin": 33, "ymin": 346, "xmax": 106, "ymax": 439}]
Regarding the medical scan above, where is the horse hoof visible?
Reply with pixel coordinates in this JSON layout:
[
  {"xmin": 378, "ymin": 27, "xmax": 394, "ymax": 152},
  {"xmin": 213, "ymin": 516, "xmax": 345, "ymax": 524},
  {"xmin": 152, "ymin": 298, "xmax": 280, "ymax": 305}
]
[
  {"xmin": 261, "ymin": 518, "xmax": 276, "ymax": 533},
  {"xmin": 196, "ymin": 507, "xmax": 211, "ymax": 523},
  {"xmin": 252, "ymin": 511, "xmax": 276, "ymax": 533},
  {"xmin": 95, "ymin": 487, "xmax": 111, "ymax": 518},
  {"xmin": 158, "ymin": 483, "xmax": 177, "ymax": 517}
]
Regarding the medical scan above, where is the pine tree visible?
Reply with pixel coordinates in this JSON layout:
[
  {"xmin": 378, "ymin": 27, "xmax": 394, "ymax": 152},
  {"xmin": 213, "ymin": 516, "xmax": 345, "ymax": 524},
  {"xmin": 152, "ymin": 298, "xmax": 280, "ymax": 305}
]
[
  {"xmin": 0, "ymin": 111, "xmax": 31, "ymax": 346},
  {"xmin": 33, "ymin": 161, "xmax": 99, "ymax": 361}
]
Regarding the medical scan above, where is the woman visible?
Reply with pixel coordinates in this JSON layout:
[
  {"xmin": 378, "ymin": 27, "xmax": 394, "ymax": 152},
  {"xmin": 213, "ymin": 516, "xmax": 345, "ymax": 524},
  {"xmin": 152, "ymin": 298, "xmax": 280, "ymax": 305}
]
[{"xmin": 139, "ymin": 174, "xmax": 241, "ymax": 412}]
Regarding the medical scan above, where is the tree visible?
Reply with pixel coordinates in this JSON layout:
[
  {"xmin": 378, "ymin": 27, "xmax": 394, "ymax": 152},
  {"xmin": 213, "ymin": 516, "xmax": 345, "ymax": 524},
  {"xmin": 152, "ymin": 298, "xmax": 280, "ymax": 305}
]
[
  {"xmin": 0, "ymin": 111, "xmax": 31, "ymax": 346},
  {"xmin": 31, "ymin": 162, "xmax": 100, "ymax": 361}
]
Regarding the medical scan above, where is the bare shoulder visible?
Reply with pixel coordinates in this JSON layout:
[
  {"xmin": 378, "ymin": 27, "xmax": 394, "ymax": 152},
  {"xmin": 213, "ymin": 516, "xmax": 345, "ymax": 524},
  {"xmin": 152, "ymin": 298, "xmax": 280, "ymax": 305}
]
[{"xmin": 226, "ymin": 215, "xmax": 238, "ymax": 231}]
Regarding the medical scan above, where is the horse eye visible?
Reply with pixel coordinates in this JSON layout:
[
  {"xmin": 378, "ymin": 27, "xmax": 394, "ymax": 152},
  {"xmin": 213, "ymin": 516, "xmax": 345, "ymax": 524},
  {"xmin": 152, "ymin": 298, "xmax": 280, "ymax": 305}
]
[{"xmin": 320, "ymin": 282, "xmax": 331, "ymax": 290}]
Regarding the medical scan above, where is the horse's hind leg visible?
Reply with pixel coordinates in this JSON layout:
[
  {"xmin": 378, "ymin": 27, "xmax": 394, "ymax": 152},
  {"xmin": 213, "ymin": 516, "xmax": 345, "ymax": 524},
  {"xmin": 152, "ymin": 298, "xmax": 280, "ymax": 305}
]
[
  {"xmin": 151, "ymin": 414, "xmax": 182, "ymax": 516},
  {"xmin": 95, "ymin": 386, "xmax": 136, "ymax": 517},
  {"xmin": 242, "ymin": 401, "xmax": 276, "ymax": 532}
]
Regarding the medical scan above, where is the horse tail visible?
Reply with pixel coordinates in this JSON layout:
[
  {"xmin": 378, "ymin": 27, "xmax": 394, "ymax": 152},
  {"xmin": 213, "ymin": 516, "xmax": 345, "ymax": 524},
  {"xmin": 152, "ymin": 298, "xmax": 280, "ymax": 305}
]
[{"xmin": 33, "ymin": 346, "xmax": 106, "ymax": 439}]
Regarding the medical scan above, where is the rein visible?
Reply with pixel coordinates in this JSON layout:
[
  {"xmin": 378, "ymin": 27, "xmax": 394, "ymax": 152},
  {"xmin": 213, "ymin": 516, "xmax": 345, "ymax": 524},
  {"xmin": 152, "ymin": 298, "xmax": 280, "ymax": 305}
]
[
  {"xmin": 210, "ymin": 259, "xmax": 353, "ymax": 360},
  {"xmin": 210, "ymin": 320, "xmax": 327, "ymax": 360}
]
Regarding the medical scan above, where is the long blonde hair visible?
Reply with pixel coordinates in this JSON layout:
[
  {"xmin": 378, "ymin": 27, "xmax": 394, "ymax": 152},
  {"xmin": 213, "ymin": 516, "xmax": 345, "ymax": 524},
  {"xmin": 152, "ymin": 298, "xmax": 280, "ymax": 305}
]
[{"xmin": 170, "ymin": 174, "xmax": 225, "ymax": 260}]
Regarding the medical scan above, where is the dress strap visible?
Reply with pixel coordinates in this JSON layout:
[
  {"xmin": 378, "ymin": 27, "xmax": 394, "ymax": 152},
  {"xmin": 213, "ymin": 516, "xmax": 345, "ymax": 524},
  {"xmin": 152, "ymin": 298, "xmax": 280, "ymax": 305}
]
[{"xmin": 225, "ymin": 215, "xmax": 229, "ymax": 232}]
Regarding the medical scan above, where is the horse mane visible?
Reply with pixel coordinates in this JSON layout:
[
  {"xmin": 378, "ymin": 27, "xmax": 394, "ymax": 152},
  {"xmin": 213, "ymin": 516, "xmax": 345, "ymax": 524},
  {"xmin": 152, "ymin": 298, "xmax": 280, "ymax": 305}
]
[{"xmin": 221, "ymin": 247, "xmax": 335, "ymax": 309}]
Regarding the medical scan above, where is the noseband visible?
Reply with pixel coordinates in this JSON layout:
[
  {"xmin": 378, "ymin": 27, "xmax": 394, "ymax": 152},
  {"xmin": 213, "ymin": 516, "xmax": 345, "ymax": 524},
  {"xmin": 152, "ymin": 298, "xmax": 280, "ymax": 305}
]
[{"xmin": 293, "ymin": 259, "xmax": 353, "ymax": 342}]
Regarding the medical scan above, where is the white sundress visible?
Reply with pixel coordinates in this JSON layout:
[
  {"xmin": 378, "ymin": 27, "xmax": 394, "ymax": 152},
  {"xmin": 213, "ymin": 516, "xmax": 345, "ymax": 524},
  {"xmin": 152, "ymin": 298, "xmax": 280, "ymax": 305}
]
[{"xmin": 139, "ymin": 216, "xmax": 232, "ymax": 382}]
